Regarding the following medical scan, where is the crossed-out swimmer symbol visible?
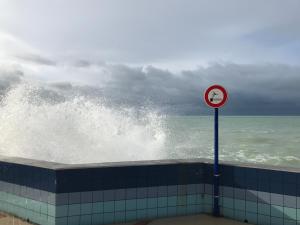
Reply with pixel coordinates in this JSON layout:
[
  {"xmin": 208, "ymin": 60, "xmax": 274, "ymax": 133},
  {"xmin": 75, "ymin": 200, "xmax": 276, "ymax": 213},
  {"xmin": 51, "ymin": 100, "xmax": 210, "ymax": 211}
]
[{"xmin": 209, "ymin": 91, "xmax": 218, "ymax": 102}]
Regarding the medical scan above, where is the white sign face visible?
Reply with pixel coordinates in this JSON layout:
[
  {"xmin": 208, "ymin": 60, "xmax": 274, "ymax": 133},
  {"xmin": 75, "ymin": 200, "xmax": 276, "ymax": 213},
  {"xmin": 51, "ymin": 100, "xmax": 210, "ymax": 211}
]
[
  {"xmin": 204, "ymin": 84, "xmax": 228, "ymax": 108},
  {"xmin": 207, "ymin": 88, "xmax": 224, "ymax": 105}
]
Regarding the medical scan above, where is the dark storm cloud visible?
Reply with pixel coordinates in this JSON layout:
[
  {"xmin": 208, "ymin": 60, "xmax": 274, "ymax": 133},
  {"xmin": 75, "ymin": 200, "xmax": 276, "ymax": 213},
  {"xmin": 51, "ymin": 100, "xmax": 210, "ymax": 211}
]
[
  {"xmin": 65, "ymin": 63, "xmax": 300, "ymax": 115},
  {"xmin": 1, "ymin": 63, "xmax": 300, "ymax": 115}
]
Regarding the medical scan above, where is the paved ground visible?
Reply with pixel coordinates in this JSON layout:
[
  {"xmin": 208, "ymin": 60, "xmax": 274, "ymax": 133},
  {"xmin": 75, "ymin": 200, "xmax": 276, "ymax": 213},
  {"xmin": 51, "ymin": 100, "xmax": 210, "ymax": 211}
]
[
  {"xmin": 0, "ymin": 213, "xmax": 250, "ymax": 225},
  {"xmin": 0, "ymin": 212, "xmax": 31, "ymax": 225}
]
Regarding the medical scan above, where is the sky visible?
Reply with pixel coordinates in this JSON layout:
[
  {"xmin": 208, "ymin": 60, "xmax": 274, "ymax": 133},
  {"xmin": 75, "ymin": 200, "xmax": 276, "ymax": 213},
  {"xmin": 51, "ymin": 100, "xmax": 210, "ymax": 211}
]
[{"xmin": 0, "ymin": 0, "xmax": 300, "ymax": 115}]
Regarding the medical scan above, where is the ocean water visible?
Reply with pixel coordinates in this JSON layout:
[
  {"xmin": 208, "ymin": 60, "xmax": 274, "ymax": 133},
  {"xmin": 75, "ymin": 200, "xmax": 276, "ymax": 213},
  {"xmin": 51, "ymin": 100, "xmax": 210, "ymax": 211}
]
[
  {"xmin": 0, "ymin": 80, "xmax": 299, "ymax": 168},
  {"xmin": 164, "ymin": 116, "xmax": 300, "ymax": 168}
]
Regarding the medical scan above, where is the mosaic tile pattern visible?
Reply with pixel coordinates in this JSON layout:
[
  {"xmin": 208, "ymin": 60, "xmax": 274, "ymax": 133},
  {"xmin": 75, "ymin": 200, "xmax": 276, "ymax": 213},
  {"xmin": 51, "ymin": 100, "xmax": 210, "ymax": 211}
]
[{"xmin": 0, "ymin": 158, "xmax": 300, "ymax": 225}]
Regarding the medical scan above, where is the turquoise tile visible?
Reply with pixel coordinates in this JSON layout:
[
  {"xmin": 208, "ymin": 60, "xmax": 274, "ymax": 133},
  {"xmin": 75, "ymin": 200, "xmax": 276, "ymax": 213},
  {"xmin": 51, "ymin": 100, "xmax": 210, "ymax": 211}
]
[
  {"xmin": 235, "ymin": 199, "xmax": 246, "ymax": 211},
  {"xmin": 234, "ymin": 210, "xmax": 246, "ymax": 222},
  {"xmin": 258, "ymin": 214, "xmax": 270, "ymax": 225},
  {"xmin": 284, "ymin": 219, "xmax": 297, "ymax": 225},
  {"xmin": 204, "ymin": 194, "xmax": 213, "ymax": 205},
  {"xmin": 222, "ymin": 208, "xmax": 234, "ymax": 219},
  {"xmin": 80, "ymin": 215, "xmax": 92, "ymax": 225},
  {"xmin": 187, "ymin": 204, "xmax": 198, "ymax": 215},
  {"xmin": 258, "ymin": 203, "xmax": 271, "ymax": 216},
  {"xmin": 48, "ymin": 204, "xmax": 56, "ymax": 217},
  {"xmin": 47, "ymin": 216, "xmax": 56, "ymax": 225},
  {"xmin": 246, "ymin": 212, "xmax": 257, "ymax": 224},
  {"xmin": 196, "ymin": 194, "xmax": 204, "ymax": 205},
  {"xmin": 137, "ymin": 209, "xmax": 147, "ymax": 220},
  {"xmin": 104, "ymin": 201, "xmax": 114, "ymax": 213},
  {"xmin": 56, "ymin": 205, "xmax": 68, "ymax": 217},
  {"xmin": 69, "ymin": 204, "xmax": 80, "ymax": 216},
  {"xmin": 297, "ymin": 209, "xmax": 300, "ymax": 222},
  {"xmin": 126, "ymin": 210, "xmax": 137, "ymax": 222},
  {"xmin": 126, "ymin": 199, "xmax": 137, "ymax": 210},
  {"xmin": 203, "ymin": 204, "xmax": 212, "ymax": 213},
  {"xmin": 223, "ymin": 197, "xmax": 234, "ymax": 209},
  {"xmin": 103, "ymin": 212, "xmax": 114, "ymax": 224},
  {"xmin": 81, "ymin": 203, "xmax": 92, "ymax": 215},
  {"xmin": 56, "ymin": 217, "xmax": 68, "ymax": 225},
  {"xmin": 187, "ymin": 195, "xmax": 197, "ymax": 205},
  {"xmin": 157, "ymin": 207, "xmax": 168, "ymax": 217},
  {"xmin": 284, "ymin": 207, "xmax": 297, "ymax": 220},
  {"xmin": 148, "ymin": 198, "xmax": 158, "ymax": 208},
  {"xmin": 115, "ymin": 200, "xmax": 126, "ymax": 211},
  {"xmin": 115, "ymin": 211, "xmax": 126, "ymax": 223},
  {"xmin": 157, "ymin": 197, "xmax": 168, "ymax": 207},
  {"xmin": 137, "ymin": 199, "xmax": 147, "ymax": 209},
  {"xmin": 177, "ymin": 205, "xmax": 187, "ymax": 216},
  {"xmin": 271, "ymin": 205, "xmax": 284, "ymax": 218},
  {"xmin": 68, "ymin": 216, "xmax": 80, "ymax": 225},
  {"xmin": 147, "ymin": 208, "xmax": 157, "ymax": 218},
  {"xmin": 91, "ymin": 213, "xmax": 103, "ymax": 225},
  {"xmin": 271, "ymin": 217, "xmax": 283, "ymax": 225},
  {"xmin": 92, "ymin": 202, "xmax": 103, "ymax": 213},
  {"xmin": 167, "ymin": 206, "xmax": 177, "ymax": 217},
  {"xmin": 168, "ymin": 196, "xmax": 177, "ymax": 207},
  {"xmin": 246, "ymin": 201, "xmax": 258, "ymax": 213},
  {"xmin": 177, "ymin": 196, "xmax": 187, "ymax": 206},
  {"xmin": 41, "ymin": 202, "xmax": 48, "ymax": 215}
]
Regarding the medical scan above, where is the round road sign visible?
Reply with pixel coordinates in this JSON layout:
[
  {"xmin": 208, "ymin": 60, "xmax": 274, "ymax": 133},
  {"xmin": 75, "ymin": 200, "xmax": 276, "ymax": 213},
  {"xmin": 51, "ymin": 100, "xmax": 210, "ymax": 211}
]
[{"xmin": 204, "ymin": 85, "xmax": 228, "ymax": 108}]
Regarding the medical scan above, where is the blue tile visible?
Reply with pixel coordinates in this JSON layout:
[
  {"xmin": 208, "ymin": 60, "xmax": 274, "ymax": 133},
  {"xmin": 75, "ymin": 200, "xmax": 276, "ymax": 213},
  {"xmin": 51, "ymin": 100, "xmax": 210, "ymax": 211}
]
[
  {"xmin": 157, "ymin": 207, "xmax": 168, "ymax": 217},
  {"xmin": 246, "ymin": 212, "xmax": 257, "ymax": 224},
  {"xmin": 126, "ymin": 199, "xmax": 137, "ymax": 210},
  {"xmin": 80, "ymin": 215, "xmax": 92, "ymax": 225},
  {"xmin": 92, "ymin": 202, "xmax": 103, "ymax": 214},
  {"xmin": 157, "ymin": 197, "xmax": 168, "ymax": 208},
  {"xmin": 114, "ymin": 211, "xmax": 126, "ymax": 223},
  {"xmin": 234, "ymin": 199, "xmax": 245, "ymax": 211},
  {"xmin": 234, "ymin": 209, "xmax": 246, "ymax": 222},
  {"xmin": 271, "ymin": 205, "xmax": 284, "ymax": 218},
  {"xmin": 136, "ymin": 209, "xmax": 147, "ymax": 220},
  {"xmin": 258, "ymin": 214, "xmax": 270, "ymax": 225},
  {"xmin": 168, "ymin": 196, "xmax": 177, "ymax": 207},
  {"xmin": 69, "ymin": 204, "xmax": 80, "ymax": 216},
  {"xmin": 284, "ymin": 219, "xmax": 297, "ymax": 225},
  {"xmin": 246, "ymin": 201, "xmax": 258, "ymax": 213},
  {"xmin": 147, "ymin": 208, "xmax": 157, "ymax": 218},
  {"xmin": 271, "ymin": 217, "xmax": 283, "ymax": 225},
  {"xmin": 103, "ymin": 201, "xmax": 114, "ymax": 213},
  {"xmin": 103, "ymin": 212, "xmax": 114, "ymax": 224},
  {"xmin": 126, "ymin": 188, "xmax": 137, "ymax": 199},
  {"xmin": 91, "ymin": 214, "xmax": 103, "ymax": 225},
  {"xmin": 148, "ymin": 198, "xmax": 158, "ymax": 208},
  {"xmin": 258, "ymin": 203, "xmax": 271, "ymax": 216},
  {"xmin": 68, "ymin": 216, "xmax": 80, "ymax": 225},
  {"xmin": 81, "ymin": 203, "xmax": 92, "ymax": 215},
  {"xmin": 137, "ymin": 198, "xmax": 147, "ymax": 209},
  {"xmin": 115, "ymin": 200, "xmax": 126, "ymax": 212},
  {"xmin": 126, "ymin": 211, "xmax": 137, "ymax": 222},
  {"xmin": 167, "ymin": 206, "xmax": 177, "ymax": 217}
]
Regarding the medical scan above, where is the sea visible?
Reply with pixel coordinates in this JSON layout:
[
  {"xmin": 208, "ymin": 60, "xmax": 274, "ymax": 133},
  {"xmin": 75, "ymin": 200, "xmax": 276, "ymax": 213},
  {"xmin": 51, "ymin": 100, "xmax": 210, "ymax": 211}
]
[
  {"xmin": 164, "ymin": 116, "xmax": 300, "ymax": 168},
  {"xmin": 0, "ymin": 81, "xmax": 299, "ymax": 168}
]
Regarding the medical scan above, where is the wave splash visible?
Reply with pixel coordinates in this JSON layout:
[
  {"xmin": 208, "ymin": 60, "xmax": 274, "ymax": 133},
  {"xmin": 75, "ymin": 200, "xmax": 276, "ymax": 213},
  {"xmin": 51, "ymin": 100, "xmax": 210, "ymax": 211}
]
[{"xmin": 0, "ymin": 81, "xmax": 166, "ymax": 164}]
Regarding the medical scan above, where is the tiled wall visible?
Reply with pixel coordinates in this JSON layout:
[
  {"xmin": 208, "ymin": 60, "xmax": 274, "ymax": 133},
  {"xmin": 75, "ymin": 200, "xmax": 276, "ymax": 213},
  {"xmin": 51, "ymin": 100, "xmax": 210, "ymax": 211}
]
[{"xmin": 0, "ymin": 158, "xmax": 300, "ymax": 225}]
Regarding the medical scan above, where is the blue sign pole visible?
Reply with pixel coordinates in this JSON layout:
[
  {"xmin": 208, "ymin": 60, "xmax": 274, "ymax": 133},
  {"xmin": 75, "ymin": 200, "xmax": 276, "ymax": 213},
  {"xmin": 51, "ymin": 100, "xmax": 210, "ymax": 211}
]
[{"xmin": 213, "ymin": 107, "xmax": 220, "ymax": 216}]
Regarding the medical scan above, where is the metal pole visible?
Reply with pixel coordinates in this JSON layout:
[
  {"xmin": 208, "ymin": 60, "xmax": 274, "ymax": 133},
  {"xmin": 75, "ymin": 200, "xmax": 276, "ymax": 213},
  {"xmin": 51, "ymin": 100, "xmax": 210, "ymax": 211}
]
[{"xmin": 213, "ymin": 107, "xmax": 220, "ymax": 216}]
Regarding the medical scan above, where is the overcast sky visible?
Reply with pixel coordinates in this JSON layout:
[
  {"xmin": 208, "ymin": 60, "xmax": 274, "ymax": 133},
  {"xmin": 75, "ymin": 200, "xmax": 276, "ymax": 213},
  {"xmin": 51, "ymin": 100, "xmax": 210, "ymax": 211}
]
[{"xmin": 0, "ymin": 0, "xmax": 300, "ymax": 114}]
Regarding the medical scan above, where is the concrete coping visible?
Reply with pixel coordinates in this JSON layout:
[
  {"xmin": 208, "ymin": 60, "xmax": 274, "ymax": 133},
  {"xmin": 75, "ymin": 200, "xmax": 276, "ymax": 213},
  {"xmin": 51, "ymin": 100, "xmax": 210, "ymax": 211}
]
[{"xmin": 1, "ymin": 154, "xmax": 300, "ymax": 173}]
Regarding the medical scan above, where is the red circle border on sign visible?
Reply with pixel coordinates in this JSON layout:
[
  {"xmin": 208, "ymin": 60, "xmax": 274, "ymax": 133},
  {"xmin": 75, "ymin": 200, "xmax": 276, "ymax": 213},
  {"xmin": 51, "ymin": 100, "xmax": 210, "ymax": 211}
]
[{"xmin": 204, "ymin": 84, "xmax": 228, "ymax": 108}]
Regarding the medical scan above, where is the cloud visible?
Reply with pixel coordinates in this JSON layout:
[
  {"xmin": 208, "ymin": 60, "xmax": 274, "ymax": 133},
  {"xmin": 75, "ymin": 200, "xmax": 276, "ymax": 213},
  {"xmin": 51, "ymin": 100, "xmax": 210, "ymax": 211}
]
[
  {"xmin": 16, "ymin": 53, "xmax": 57, "ymax": 66},
  {"xmin": 1, "ymin": 62, "xmax": 299, "ymax": 115}
]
